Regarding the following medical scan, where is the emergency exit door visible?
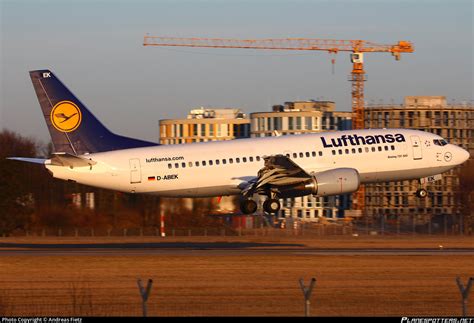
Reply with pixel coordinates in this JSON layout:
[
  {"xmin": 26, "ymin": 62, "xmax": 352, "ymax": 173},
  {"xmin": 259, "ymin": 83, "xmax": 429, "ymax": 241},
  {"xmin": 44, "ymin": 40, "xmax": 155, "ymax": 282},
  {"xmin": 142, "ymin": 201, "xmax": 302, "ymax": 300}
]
[
  {"xmin": 129, "ymin": 158, "xmax": 142, "ymax": 183},
  {"xmin": 410, "ymin": 136, "xmax": 423, "ymax": 160}
]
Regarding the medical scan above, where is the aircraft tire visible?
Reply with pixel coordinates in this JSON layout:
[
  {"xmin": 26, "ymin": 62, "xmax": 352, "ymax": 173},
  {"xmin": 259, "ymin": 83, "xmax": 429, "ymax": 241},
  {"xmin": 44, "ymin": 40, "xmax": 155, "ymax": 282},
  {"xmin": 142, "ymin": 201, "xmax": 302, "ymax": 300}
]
[
  {"xmin": 240, "ymin": 199, "xmax": 257, "ymax": 214},
  {"xmin": 415, "ymin": 188, "xmax": 428, "ymax": 198},
  {"xmin": 263, "ymin": 198, "xmax": 280, "ymax": 214}
]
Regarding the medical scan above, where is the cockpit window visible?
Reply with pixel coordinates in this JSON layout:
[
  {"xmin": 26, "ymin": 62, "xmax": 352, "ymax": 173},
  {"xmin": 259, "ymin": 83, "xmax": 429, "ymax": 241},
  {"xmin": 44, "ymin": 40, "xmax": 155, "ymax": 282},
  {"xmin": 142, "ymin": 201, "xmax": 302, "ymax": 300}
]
[{"xmin": 433, "ymin": 139, "xmax": 448, "ymax": 146}]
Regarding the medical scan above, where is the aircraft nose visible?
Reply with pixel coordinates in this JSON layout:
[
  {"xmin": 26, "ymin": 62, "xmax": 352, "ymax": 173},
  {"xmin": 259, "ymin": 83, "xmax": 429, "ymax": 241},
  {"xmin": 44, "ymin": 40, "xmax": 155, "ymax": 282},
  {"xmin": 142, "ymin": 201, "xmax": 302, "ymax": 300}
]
[
  {"xmin": 459, "ymin": 146, "xmax": 470, "ymax": 163},
  {"xmin": 455, "ymin": 146, "xmax": 470, "ymax": 165}
]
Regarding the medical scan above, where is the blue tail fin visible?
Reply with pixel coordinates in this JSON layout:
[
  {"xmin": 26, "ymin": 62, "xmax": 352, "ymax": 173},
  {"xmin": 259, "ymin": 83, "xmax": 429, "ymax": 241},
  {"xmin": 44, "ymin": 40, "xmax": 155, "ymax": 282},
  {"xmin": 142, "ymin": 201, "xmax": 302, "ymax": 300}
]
[{"xmin": 29, "ymin": 70, "xmax": 157, "ymax": 155}]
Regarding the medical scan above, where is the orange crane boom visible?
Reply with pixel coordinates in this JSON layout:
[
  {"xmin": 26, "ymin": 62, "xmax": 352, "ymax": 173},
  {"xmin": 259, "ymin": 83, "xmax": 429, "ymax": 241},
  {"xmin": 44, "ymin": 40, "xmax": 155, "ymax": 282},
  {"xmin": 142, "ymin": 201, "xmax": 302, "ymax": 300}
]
[{"xmin": 143, "ymin": 35, "xmax": 414, "ymax": 211}]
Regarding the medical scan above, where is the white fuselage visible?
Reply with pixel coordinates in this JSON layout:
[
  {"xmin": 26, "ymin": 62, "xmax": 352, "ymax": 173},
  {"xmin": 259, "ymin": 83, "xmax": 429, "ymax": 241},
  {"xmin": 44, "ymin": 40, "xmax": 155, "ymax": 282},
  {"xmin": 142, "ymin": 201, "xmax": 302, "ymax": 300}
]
[{"xmin": 45, "ymin": 129, "xmax": 469, "ymax": 197}]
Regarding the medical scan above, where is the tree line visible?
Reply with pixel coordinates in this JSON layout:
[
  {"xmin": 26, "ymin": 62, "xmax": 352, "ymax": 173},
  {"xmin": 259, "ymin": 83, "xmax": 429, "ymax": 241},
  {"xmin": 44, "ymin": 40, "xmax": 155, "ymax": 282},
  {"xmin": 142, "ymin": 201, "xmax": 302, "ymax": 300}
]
[{"xmin": 0, "ymin": 129, "xmax": 224, "ymax": 236}]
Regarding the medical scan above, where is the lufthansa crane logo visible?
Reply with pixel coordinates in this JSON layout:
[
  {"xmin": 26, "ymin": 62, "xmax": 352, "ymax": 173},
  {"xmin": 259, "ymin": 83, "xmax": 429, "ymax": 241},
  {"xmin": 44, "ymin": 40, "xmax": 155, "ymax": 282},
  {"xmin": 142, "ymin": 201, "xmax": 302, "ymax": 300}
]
[{"xmin": 50, "ymin": 101, "xmax": 82, "ymax": 132}]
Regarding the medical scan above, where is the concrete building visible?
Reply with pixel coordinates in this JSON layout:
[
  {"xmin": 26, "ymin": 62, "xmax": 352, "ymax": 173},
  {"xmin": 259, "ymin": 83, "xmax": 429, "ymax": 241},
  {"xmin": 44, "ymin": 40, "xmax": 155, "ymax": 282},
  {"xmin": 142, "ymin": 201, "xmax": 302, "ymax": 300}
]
[
  {"xmin": 159, "ymin": 107, "xmax": 251, "ymax": 213},
  {"xmin": 159, "ymin": 107, "xmax": 250, "ymax": 145},
  {"xmin": 250, "ymin": 100, "xmax": 352, "ymax": 222},
  {"xmin": 364, "ymin": 96, "xmax": 473, "ymax": 225}
]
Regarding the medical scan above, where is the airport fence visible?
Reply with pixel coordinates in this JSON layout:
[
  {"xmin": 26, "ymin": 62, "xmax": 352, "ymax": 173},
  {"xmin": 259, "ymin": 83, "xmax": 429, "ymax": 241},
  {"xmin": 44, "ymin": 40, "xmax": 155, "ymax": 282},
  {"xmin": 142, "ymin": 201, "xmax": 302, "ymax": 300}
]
[
  {"xmin": 5, "ymin": 220, "xmax": 471, "ymax": 238},
  {"xmin": 0, "ymin": 278, "xmax": 472, "ymax": 317}
]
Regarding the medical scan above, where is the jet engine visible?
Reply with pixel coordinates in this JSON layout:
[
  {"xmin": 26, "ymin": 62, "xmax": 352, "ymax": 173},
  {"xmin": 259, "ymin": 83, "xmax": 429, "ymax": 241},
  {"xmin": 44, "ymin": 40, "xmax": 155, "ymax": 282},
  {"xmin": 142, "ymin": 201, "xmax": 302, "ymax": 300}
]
[{"xmin": 277, "ymin": 168, "xmax": 360, "ymax": 198}]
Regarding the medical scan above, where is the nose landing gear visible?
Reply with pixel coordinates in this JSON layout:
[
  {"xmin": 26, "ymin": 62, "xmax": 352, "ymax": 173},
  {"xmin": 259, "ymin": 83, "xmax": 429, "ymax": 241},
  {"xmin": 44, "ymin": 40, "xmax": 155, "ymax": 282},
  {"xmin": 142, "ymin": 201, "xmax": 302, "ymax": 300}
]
[{"xmin": 415, "ymin": 188, "xmax": 428, "ymax": 198}]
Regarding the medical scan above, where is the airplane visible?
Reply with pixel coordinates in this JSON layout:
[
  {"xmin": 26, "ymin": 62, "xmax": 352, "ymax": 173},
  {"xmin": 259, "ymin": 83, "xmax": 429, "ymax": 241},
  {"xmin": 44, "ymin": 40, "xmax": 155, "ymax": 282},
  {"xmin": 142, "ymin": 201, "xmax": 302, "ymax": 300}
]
[{"xmin": 8, "ymin": 70, "xmax": 471, "ymax": 214}]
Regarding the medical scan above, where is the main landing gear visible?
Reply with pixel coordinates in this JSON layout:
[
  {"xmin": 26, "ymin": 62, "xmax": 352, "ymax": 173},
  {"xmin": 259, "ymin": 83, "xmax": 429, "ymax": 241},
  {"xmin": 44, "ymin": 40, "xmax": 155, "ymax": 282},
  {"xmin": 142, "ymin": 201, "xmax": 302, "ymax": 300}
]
[
  {"xmin": 240, "ymin": 199, "xmax": 257, "ymax": 214},
  {"xmin": 239, "ymin": 197, "xmax": 281, "ymax": 215},
  {"xmin": 263, "ymin": 198, "xmax": 280, "ymax": 214}
]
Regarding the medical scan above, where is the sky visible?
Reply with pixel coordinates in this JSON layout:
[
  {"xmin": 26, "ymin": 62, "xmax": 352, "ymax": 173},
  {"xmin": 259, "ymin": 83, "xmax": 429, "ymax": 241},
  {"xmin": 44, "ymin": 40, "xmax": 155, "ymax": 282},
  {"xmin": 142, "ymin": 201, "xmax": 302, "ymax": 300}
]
[{"xmin": 1, "ymin": 0, "xmax": 472, "ymax": 144}]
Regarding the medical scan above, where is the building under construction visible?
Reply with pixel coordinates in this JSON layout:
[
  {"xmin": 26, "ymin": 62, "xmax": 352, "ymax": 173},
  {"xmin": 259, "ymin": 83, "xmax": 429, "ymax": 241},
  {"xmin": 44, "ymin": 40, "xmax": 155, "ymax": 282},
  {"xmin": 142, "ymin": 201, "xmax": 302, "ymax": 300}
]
[{"xmin": 364, "ymin": 96, "xmax": 473, "ymax": 230}]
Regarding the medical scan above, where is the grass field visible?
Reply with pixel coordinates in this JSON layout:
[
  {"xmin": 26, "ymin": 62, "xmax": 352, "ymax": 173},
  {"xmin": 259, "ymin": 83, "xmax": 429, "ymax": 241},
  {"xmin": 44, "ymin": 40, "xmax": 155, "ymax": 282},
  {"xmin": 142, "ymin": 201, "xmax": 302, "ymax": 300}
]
[{"xmin": 0, "ymin": 235, "xmax": 473, "ymax": 316}]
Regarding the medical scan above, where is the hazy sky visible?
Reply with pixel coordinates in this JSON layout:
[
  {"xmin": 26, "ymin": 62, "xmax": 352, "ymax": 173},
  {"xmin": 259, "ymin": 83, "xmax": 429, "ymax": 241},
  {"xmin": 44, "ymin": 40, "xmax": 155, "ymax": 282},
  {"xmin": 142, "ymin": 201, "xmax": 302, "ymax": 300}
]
[{"xmin": 1, "ymin": 0, "xmax": 472, "ymax": 144}]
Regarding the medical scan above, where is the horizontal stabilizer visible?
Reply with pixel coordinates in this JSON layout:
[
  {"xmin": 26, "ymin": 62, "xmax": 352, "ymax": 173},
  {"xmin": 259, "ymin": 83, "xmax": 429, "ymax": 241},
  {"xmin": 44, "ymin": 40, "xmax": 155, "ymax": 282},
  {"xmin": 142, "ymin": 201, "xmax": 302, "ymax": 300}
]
[
  {"xmin": 7, "ymin": 157, "xmax": 46, "ymax": 165},
  {"xmin": 50, "ymin": 153, "xmax": 97, "ymax": 168}
]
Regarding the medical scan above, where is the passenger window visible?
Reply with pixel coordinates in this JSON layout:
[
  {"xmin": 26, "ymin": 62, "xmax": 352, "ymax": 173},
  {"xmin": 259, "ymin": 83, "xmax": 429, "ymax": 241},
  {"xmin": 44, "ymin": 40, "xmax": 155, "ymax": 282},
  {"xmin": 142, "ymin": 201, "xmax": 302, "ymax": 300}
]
[
  {"xmin": 299, "ymin": 152, "xmax": 303, "ymax": 158},
  {"xmin": 256, "ymin": 156, "xmax": 261, "ymax": 161},
  {"xmin": 391, "ymin": 145, "xmax": 395, "ymax": 150},
  {"xmin": 286, "ymin": 154, "xmax": 290, "ymax": 158},
  {"xmin": 358, "ymin": 148, "xmax": 362, "ymax": 153},
  {"xmin": 305, "ymin": 152, "xmax": 310, "ymax": 157},
  {"xmin": 215, "ymin": 160, "xmax": 220, "ymax": 165},
  {"xmin": 175, "ymin": 163, "xmax": 179, "ymax": 168},
  {"xmin": 365, "ymin": 147, "xmax": 370, "ymax": 153},
  {"xmin": 378, "ymin": 146, "xmax": 382, "ymax": 152},
  {"xmin": 236, "ymin": 158, "xmax": 240, "ymax": 163},
  {"xmin": 182, "ymin": 162, "xmax": 186, "ymax": 168},
  {"xmin": 312, "ymin": 151, "xmax": 316, "ymax": 157},
  {"xmin": 209, "ymin": 160, "xmax": 213, "ymax": 166},
  {"xmin": 229, "ymin": 158, "xmax": 233, "ymax": 164},
  {"xmin": 351, "ymin": 148, "xmax": 356, "ymax": 154},
  {"xmin": 371, "ymin": 147, "xmax": 376, "ymax": 152},
  {"xmin": 332, "ymin": 150, "xmax": 336, "ymax": 155},
  {"xmin": 249, "ymin": 157, "xmax": 254, "ymax": 162},
  {"xmin": 168, "ymin": 163, "xmax": 172, "ymax": 169},
  {"xmin": 188, "ymin": 162, "xmax": 193, "ymax": 167},
  {"xmin": 243, "ymin": 157, "xmax": 247, "ymax": 162},
  {"xmin": 195, "ymin": 161, "xmax": 200, "ymax": 167},
  {"xmin": 222, "ymin": 159, "xmax": 227, "ymax": 164},
  {"xmin": 384, "ymin": 146, "xmax": 389, "ymax": 151},
  {"xmin": 338, "ymin": 149, "xmax": 343, "ymax": 154},
  {"xmin": 202, "ymin": 161, "xmax": 207, "ymax": 166},
  {"xmin": 319, "ymin": 151, "xmax": 323, "ymax": 156},
  {"xmin": 345, "ymin": 149, "xmax": 349, "ymax": 154}
]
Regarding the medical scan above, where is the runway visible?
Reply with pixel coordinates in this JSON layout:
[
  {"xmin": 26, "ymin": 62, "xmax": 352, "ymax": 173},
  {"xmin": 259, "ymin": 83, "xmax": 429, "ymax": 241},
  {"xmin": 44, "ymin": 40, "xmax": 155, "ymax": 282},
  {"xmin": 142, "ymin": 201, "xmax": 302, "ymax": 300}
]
[{"xmin": 1, "ymin": 242, "xmax": 473, "ymax": 256}]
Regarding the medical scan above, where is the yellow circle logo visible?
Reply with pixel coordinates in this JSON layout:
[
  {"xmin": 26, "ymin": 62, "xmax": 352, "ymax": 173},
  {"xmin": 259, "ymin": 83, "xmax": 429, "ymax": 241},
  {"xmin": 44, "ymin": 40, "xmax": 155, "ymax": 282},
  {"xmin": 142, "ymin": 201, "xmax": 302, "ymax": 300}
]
[{"xmin": 50, "ymin": 101, "xmax": 82, "ymax": 132}]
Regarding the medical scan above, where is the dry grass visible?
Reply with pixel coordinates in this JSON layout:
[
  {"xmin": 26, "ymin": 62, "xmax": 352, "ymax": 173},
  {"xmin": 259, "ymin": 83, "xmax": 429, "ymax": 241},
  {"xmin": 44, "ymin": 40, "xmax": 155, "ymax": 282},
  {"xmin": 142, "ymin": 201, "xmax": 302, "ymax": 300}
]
[{"xmin": 0, "ymin": 239, "xmax": 473, "ymax": 316}]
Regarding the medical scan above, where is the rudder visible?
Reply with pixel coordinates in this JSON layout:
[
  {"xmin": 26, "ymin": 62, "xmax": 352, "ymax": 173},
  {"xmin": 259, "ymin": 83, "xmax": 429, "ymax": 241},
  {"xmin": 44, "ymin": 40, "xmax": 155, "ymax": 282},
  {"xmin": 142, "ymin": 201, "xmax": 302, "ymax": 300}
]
[{"xmin": 29, "ymin": 70, "xmax": 156, "ymax": 155}]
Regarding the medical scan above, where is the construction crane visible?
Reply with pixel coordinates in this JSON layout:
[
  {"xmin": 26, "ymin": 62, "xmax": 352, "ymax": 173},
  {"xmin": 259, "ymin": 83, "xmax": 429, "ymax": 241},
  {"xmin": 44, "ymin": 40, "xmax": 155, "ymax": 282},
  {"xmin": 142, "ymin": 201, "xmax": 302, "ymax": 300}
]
[{"xmin": 143, "ymin": 36, "xmax": 414, "ymax": 211}]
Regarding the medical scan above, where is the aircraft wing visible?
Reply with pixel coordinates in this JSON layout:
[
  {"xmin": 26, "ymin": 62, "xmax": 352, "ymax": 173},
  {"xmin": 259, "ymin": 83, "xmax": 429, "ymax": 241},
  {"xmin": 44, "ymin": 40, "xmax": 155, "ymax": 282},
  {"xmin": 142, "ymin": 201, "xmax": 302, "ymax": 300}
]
[{"xmin": 241, "ymin": 154, "xmax": 312, "ymax": 197}]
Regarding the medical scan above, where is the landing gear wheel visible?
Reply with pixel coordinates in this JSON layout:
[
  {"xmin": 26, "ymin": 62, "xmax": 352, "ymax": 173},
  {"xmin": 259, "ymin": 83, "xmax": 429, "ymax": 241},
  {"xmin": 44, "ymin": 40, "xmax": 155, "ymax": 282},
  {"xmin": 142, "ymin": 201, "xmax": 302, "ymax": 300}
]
[
  {"xmin": 415, "ymin": 188, "xmax": 428, "ymax": 198},
  {"xmin": 240, "ymin": 199, "xmax": 258, "ymax": 214},
  {"xmin": 263, "ymin": 198, "xmax": 281, "ymax": 214}
]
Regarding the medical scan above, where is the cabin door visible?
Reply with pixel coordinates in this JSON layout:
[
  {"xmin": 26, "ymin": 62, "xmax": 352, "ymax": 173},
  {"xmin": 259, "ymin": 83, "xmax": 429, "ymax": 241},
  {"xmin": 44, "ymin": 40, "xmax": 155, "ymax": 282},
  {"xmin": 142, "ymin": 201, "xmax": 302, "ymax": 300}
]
[
  {"xmin": 410, "ymin": 136, "xmax": 423, "ymax": 160},
  {"xmin": 129, "ymin": 158, "xmax": 142, "ymax": 184}
]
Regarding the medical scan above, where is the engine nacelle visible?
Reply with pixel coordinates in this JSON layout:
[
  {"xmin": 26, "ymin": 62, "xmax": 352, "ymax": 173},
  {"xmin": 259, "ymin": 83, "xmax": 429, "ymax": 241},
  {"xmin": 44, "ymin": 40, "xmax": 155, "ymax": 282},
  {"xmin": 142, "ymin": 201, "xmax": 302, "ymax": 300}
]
[{"xmin": 277, "ymin": 168, "xmax": 360, "ymax": 198}]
